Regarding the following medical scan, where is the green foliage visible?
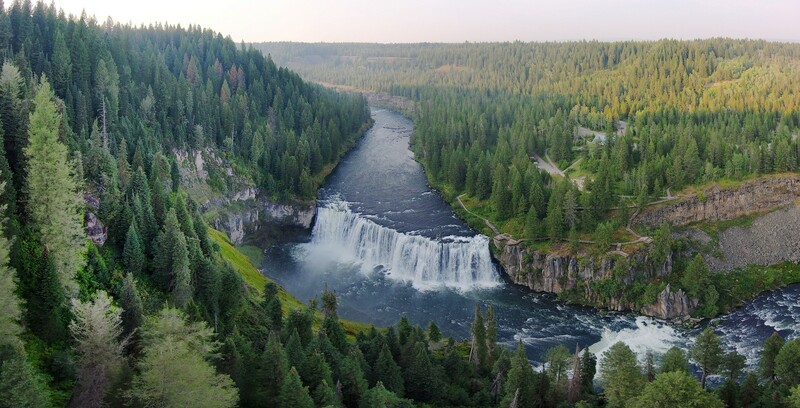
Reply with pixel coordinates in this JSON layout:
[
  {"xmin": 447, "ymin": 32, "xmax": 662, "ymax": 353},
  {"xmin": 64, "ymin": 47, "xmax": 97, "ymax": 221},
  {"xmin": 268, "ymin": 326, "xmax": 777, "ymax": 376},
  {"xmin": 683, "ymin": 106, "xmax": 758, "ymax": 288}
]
[
  {"xmin": 24, "ymin": 78, "xmax": 86, "ymax": 295},
  {"xmin": 681, "ymin": 255, "xmax": 719, "ymax": 317},
  {"xmin": 373, "ymin": 344, "xmax": 404, "ymax": 397},
  {"xmin": 761, "ymin": 332, "xmax": 785, "ymax": 382},
  {"xmin": 660, "ymin": 347, "xmax": 689, "ymax": 374},
  {"xmin": 776, "ymin": 339, "xmax": 800, "ymax": 386},
  {"xmin": 0, "ymin": 353, "xmax": 52, "ymax": 408},
  {"xmin": 127, "ymin": 307, "xmax": 238, "ymax": 408},
  {"xmin": 599, "ymin": 342, "xmax": 643, "ymax": 408},
  {"xmin": 690, "ymin": 327, "xmax": 723, "ymax": 389},
  {"xmin": 629, "ymin": 371, "xmax": 724, "ymax": 408},
  {"xmin": 279, "ymin": 367, "xmax": 314, "ymax": 408},
  {"xmin": 501, "ymin": 341, "xmax": 544, "ymax": 408},
  {"xmin": 69, "ymin": 291, "xmax": 126, "ymax": 408},
  {"xmin": 0, "ymin": 183, "xmax": 19, "ymax": 348}
]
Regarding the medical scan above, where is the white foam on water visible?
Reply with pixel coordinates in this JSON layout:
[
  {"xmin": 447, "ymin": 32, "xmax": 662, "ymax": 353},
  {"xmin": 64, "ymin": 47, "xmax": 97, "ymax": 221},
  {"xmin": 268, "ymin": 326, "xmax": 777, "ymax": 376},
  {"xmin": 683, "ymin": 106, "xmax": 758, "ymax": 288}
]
[
  {"xmin": 588, "ymin": 316, "xmax": 686, "ymax": 363},
  {"xmin": 299, "ymin": 197, "xmax": 500, "ymax": 292}
]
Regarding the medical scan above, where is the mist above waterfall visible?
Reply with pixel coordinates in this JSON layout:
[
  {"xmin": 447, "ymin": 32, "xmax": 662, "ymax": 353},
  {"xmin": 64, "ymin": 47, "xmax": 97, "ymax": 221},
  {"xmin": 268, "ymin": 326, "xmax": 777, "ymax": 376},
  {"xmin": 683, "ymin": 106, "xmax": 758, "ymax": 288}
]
[{"xmin": 300, "ymin": 197, "xmax": 499, "ymax": 291}]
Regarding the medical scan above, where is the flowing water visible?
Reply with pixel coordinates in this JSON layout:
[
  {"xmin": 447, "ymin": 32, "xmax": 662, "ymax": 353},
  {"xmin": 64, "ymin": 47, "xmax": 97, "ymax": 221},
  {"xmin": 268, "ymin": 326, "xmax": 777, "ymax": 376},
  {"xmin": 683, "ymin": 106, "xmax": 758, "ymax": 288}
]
[{"xmin": 261, "ymin": 108, "xmax": 799, "ymax": 368}]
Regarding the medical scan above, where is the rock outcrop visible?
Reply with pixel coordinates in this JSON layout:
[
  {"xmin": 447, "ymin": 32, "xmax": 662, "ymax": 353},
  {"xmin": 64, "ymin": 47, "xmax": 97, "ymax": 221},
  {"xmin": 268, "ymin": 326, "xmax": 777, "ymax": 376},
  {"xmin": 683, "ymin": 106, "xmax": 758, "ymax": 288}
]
[
  {"xmin": 211, "ymin": 198, "xmax": 316, "ymax": 245},
  {"xmin": 635, "ymin": 175, "xmax": 800, "ymax": 227},
  {"xmin": 639, "ymin": 284, "xmax": 697, "ymax": 320},
  {"xmin": 176, "ymin": 148, "xmax": 317, "ymax": 245},
  {"xmin": 498, "ymin": 243, "xmax": 695, "ymax": 321}
]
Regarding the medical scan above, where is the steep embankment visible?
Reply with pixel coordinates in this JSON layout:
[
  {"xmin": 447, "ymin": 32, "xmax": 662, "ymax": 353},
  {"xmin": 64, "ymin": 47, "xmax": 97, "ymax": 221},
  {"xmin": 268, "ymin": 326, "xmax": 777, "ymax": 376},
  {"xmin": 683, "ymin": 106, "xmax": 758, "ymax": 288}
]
[
  {"xmin": 497, "ymin": 244, "xmax": 695, "ymax": 321},
  {"xmin": 635, "ymin": 175, "xmax": 800, "ymax": 227},
  {"xmin": 176, "ymin": 148, "xmax": 315, "ymax": 245},
  {"xmin": 495, "ymin": 175, "xmax": 800, "ymax": 321}
]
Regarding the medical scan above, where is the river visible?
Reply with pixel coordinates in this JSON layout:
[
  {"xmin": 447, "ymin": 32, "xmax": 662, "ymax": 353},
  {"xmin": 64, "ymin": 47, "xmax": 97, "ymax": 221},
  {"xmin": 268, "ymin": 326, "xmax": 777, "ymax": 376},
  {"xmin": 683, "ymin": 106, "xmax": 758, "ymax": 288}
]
[{"xmin": 261, "ymin": 108, "xmax": 799, "ymax": 370}]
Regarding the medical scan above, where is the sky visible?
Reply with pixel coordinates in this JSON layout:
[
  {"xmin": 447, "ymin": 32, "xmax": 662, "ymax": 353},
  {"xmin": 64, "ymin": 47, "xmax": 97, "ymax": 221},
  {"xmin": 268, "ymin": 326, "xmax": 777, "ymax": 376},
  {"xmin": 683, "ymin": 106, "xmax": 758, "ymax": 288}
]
[{"xmin": 52, "ymin": 0, "xmax": 800, "ymax": 43}]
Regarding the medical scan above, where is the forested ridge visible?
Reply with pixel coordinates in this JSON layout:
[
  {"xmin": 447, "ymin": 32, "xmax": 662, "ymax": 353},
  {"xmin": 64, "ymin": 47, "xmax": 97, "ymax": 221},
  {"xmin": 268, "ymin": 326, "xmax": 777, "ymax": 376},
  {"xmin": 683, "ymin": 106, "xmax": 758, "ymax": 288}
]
[
  {"xmin": 0, "ymin": 0, "xmax": 797, "ymax": 405},
  {"xmin": 260, "ymin": 40, "xmax": 800, "ymax": 318}
]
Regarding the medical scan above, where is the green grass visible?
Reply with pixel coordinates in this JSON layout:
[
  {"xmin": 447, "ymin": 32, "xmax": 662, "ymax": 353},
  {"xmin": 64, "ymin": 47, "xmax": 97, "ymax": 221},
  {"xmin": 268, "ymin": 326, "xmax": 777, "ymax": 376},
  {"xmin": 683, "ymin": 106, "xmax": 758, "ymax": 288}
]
[
  {"xmin": 237, "ymin": 244, "xmax": 265, "ymax": 268},
  {"xmin": 208, "ymin": 228, "xmax": 372, "ymax": 336}
]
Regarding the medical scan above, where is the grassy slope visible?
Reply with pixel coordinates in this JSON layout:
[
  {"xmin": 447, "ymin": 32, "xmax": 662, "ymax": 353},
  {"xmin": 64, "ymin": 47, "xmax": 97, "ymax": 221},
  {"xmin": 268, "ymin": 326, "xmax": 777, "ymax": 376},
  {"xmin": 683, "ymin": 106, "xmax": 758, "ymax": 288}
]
[{"xmin": 207, "ymin": 228, "xmax": 372, "ymax": 336}]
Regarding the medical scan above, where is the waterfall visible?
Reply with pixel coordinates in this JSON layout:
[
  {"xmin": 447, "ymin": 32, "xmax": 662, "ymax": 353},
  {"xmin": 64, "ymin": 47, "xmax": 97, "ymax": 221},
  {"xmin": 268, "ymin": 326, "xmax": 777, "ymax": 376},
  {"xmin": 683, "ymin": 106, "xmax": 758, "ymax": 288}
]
[{"xmin": 304, "ymin": 199, "xmax": 499, "ymax": 291}]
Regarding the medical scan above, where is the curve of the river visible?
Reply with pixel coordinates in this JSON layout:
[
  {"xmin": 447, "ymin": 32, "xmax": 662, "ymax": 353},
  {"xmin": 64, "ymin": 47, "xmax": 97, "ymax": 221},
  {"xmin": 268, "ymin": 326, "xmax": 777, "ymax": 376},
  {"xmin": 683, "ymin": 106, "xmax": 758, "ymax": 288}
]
[{"xmin": 261, "ymin": 108, "xmax": 799, "ymax": 371}]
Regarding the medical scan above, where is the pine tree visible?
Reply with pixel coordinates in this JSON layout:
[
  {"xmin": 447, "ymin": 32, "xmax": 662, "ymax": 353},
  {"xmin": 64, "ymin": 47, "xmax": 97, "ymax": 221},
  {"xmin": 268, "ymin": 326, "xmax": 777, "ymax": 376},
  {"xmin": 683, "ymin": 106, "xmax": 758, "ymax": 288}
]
[
  {"xmin": 119, "ymin": 273, "xmax": 144, "ymax": 338},
  {"xmin": 660, "ymin": 347, "xmax": 689, "ymax": 374},
  {"xmin": 501, "ymin": 341, "xmax": 537, "ymax": 408},
  {"xmin": 776, "ymin": 339, "xmax": 800, "ymax": 386},
  {"xmin": 690, "ymin": 328, "xmax": 723, "ymax": 389},
  {"xmin": 69, "ymin": 291, "xmax": 127, "ymax": 408},
  {"xmin": 567, "ymin": 347, "xmax": 583, "ymax": 404},
  {"xmin": 358, "ymin": 382, "xmax": 412, "ymax": 408},
  {"xmin": 470, "ymin": 304, "xmax": 488, "ymax": 370},
  {"xmin": 122, "ymin": 222, "xmax": 145, "ymax": 275},
  {"xmin": 339, "ymin": 350, "xmax": 369, "ymax": 407},
  {"xmin": 127, "ymin": 308, "xmax": 238, "ymax": 408},
  {"xmin": 263, "ymin": 282, "xmax": 283, "ymax": 330},
  {"xmin": 284, "ymin": 329, "xmax": 305, "ymax": 374},
  {"xmin": 260, "ymin": 332, "xmax": 287, "ymax": 407},
  {"xmin": 279, "ymin": 367, "xmax": 314, "ymax": 408},
  {"xmin": 599, "ymin": 342, "xmax": 643, "ymax": 408},
  {"xmin": 0, "ymin": 181, "xmax": 20, "ymax": 348},
  {"xmin": 24, "ymin": 77, "xmax": 86, "ymax": 294},
  {"xmin": 373, "ymin": 343, "xmax": 404, "ymax": 396},
  {"xmin": 760, "ymin": 332, "xmax": 785, "ymax": 382},
  {"xmin": 0, "ymin": 353, "xmax": 51, "ymax": 408},
  {"xmin": 486, "ymin": 306, "xmax": 498, "ymax": 364},
  {"xmin": 580, "ymin": 348, "xmax": 597, "ymax": 398},
  {"xmin": 427, "ymin": 321, "xmax": 442, "ymax": 343},
  {"xmin": 404, "ymin": 342, "xmax": 437, "ymax": 403},
  {"xmin": 629, "ymin": 371, "xmax": 724, "ymax": 408},
  {"xmin": 300, "ymin": 349, "xmax": 333, "ymax": 397}
]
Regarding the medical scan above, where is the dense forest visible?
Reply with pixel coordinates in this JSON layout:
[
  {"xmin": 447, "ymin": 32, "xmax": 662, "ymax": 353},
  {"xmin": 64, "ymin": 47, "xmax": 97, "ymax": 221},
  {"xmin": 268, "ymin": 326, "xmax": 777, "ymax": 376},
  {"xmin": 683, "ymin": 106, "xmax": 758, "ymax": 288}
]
[
  {"xmin": 0, "ymin": 0, "xmax": 797, "ymax": 406},
  {"xmin": 260, "ymin": 40, "xmax": 800, "ymax": 317}
]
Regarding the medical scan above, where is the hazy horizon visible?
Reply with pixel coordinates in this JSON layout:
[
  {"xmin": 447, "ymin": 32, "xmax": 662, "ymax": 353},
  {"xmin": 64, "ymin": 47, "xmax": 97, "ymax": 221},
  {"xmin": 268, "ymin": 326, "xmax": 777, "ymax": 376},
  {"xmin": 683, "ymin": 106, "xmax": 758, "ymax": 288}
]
[{"xmin": 52, "ymin": 0, "xmax": 800, "ymax": 43}]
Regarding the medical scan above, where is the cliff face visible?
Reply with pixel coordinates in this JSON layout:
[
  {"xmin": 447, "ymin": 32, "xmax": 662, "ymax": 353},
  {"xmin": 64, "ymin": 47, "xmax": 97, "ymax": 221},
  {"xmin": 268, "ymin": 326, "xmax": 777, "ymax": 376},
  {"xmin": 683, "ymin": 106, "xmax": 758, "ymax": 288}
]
[
  {"xmin": 176, "ymin": 148, "xmax": 316, "ymax": 245},
  {"xmin": 636, "ymin": 175, "xmax": 800, "ymax": 227},
  {"xmin": 211, "ymin": 198, "xmax": 315, "ymax": 245},
  {"xmin": 498, "ymin": 244, "xmax": 695, "ymax": 321}
]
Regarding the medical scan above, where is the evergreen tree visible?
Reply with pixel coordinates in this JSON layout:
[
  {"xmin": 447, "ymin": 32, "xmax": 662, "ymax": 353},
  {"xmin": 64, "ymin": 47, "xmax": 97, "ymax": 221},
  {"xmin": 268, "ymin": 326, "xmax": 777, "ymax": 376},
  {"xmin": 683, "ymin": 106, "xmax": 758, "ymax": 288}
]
[
  {"xmin": 127, "ymin": 308, "xmax": 238, "ymax": 408},
  {"xmin": 69, "ymin": 291, "xmax": 127, "ymax": 408},
  {"xmin": 0, "ymin": 353, "xmax": 51, "ymax": 408},
  {"xmin": 660, "ymin": 346, "xmax": 689, "ymax": 374},
  {"xmin": 580, "ymin": 348, "xmax": 597, "ymax": 398},
  {"xmin": 761, "ymin": 332, "xmax": 785, "ymax": 382},
  {"xmin": 339, "ymin": 350, "xmax": 369, "ymax": 408},
  {"xmin": 24, "ymin": 77, "xmax": 86, "ymax": 294},
  {"xmin": 279, "ymin": 367, "xmax": 314, "ymax": 408},
  {"xmin": 373, "ymin": 343, "xmax": 404, "ymax": 396},
  {"xmin": 122, "ymin": 222, "xmax": 145, "ymax": 275},
  {"xmin": 629, "ymin": 371, "xmax": 723, "ymax": 408},
  {"xmin": 0, "ymin": 184, "xmax": 20, "ymax": 348},
  {"xmin": 776, "ymin": 339, "xmax": 800, "ymax": 386},
  {"xmin": 300, "ymin": 349, "xmax": 334, "ymax": 398},
  {"xmin": 260, "ymin": 332, "xmax": 287, "ymax": 407},
  {"xmin": 690, "ymin": 327, "xmax": 723, "ymax": 389},
  {"xmin": 599, "ymin": 342, "xmax": 643, "ymax": 408},
  {"xmin": 427, "ymin": 321, "xmax": 442, "ymax": 343},
  {"xmin": 119, "ymin": 273, "xmax": 143, "ymax": 342},
  {"xmin": 470, "ymin": 304, "xmax": 487, "ymax": 370},
  {"xmin": 501, "ymin": 341, "xmax": 537, "ymax": 408},
  {"xmin": 404, "ymin": 342, "xmax": 437, "ymax": 403},
  {"xmin": 358, "ymin": 382, "xmax": 413, "ymax": 408}
]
